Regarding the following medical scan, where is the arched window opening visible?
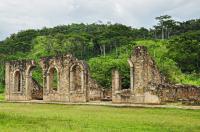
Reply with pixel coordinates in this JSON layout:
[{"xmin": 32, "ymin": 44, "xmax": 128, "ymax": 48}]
[
  {"xmin": 14, "ymin": 71, "xmax": 21, "ymax": 92},
  {"xmin": 29, "ymin": 66, "xmax": 43, "ymax": 100},
  {"xmin": 49, "ymin": 68, "xmax": 58, "ymax": 91},
  {"xmin": 32, "ymin": 67, "xmax": 43, "ymax": 86},
  {"xmin": 121, "ymin": 70, "xmax": 130, "ymax": 89},
  {"xmin": 71, "ymin": 65, "xmax": 82, "ymax": 92},
  {"xmin": 121, "ymin": 62, "xmax": 131, "ymax": 90}
]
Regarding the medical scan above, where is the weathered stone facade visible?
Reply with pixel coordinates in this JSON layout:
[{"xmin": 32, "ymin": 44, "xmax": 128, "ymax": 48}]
[
  {"xmin": 5, "ymin": 46, "xmax": 200, "ymax": 104},
  {"xmin": 112, "ymin": 46, "xmax": 200, "ymax": 104},
  {"xmin": 5, "ymin": 55, "xmax": 102, "ymax": 102},
  {"xmin": 5, "ymin": 60, "xmax": 37, "ymax": 101},
  {"xmin": 156, "ymin": 84, "xmax": 200, "ymax": 104}
]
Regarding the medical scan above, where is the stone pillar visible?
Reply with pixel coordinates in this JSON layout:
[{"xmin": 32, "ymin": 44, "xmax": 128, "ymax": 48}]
[
  {"xmin": 69, "ymin": 69, "xmax": 74, "ymax": 92},
  {"xmin": 129, "ymin": 46, "xmax": 162, "ymax": 103},
  {"xmin": 112, "ymin": 69, "xmax": 121, "ymax": 103},
  {"xmin": 83, "ymin": 70, "xmax": 89, "ymax": 102},
  {"xmin": 130, "ymin": 67, "xmax": 134, "ymax": 91},
  {"xmin": 5, "ymin": 62, "xmax": 10, "ymax": 100},
  {"xmin": 112, "ymin": 70, "xmax": 121, "ymax": 92},
  {"xmin": 81, "ymin": 70, "xmax": 85, "ymax": 93},
  {"xmin": 25, "ymin": 75, "xmax": 31, "ymax": 100},
  {"xmin": 46, "ymin": 72, "xmax": 50, "ymax": 92},
  {"xmin": 42, "ymin": 70, "xmax": 47, "ymax": 100},
  {"xmin": 130, "ymin": 46, "xmax": 148, "ymax": 95}
]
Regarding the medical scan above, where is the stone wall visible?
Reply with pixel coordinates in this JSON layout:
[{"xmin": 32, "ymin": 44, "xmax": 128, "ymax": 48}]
[
  {"xmin": 156, "ymin": 84, "xmax": 200, "ymax": 104},
  {"xmin": 39, "ymin": 54, "xmax": 87, "ymax": 102},
  {"xmin": 130, "ymin": 46, "xmax": 163, "ymax": 93},
  {"xmin": 112, "ymin": 46, "xmax": 162, "ymax": 104},
  {"xmin": 88, "ymin": 77, "xmax": 103, "ymax": 101},
  {"xmin": 5, "ymin": 46, "xmax": 200, "ymax": 105},
  {"xmin": 5, "ymin": 54, "xmax": 103, "ymax": 103},
  {"xmin": 112, "ymin": 46, "xmax": 200, "ymax": 104},
  {"xmin": 5, "ymin": 60, "xmax": 36, "ymax": 101}
]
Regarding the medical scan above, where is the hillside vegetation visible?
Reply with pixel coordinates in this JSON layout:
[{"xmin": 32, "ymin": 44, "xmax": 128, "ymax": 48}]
[
  {"xmin": 88, "ymin": 39, "xmax": 200, "ymax": 88},
  {"xmin": 0, "ymin": 15, "xmax": 199, "ymax": 91}
]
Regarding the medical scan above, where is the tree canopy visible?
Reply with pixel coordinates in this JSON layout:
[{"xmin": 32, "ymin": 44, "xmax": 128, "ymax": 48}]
[{"xmin": 0, "ymin": 16, "xmax": 200, "ymax": 91}]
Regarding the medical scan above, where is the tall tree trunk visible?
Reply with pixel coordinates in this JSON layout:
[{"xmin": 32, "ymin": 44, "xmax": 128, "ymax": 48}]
[
  {"xmin": 167, "ymin": 29, "xmax": 171, "ymax": 39},
  {"xmin": 115, "ymin": 47, "xmax": 118, "ymax": 57},
  {"xmin": 162, "ymin": 26, "xmax": 164, "ymax": 40},
  {"xmin": 103, "ymin": 44, "xmax": 106, "ymax": 57},
  {"xmin": 100, "ymin": 45, "xmax": 103, "ymax": 55}
]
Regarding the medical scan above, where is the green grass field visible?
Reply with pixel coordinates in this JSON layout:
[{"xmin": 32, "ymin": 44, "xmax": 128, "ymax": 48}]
[{"xmin": 0, "ymin": 103, "xmax": 199, "ymax": 132}]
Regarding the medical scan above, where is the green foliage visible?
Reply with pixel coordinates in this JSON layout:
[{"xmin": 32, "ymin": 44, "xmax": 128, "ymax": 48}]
[
  {"xmin": 88, "ymin": 39, "xmax": 200, "ymax": 88},
  {"xmin": 0, "ymin": 19, "xmax": 200, "ymax": 90},
  {"xmin": 52, "ymin": 68, "xmax": 58, "ymax": 90},
  {"xmin": 0, "ymin": 84, "xmax": 4, "ymax": 101},
  {"xmin": 167, "ymin": 31, "xmax": 200, "ymax": 73},
  {"xmin": 0, "ymin": 93, "xmax": 4, "ymax": 101},
  {"xmin": 153, "ymin": 15, "xmax": 200, "ymax": 39},
  {"xmin": 135, "ymin": 40, "xmax": 200, "ymax": 86},
  {"xmin": 89, "ymin": 57, "xmax": 129, "ymax": 88},
  {"xmin": 154, "ymin": 15, "xmax": 177, "ymax": 39},
  {"xmin": 32, "ymin": 67, "xmax": 43, "ymax": 86},
  {"xmin": 0, "ymin": 61, "xmax": 5, "ymax": 90},
  {"xmin": 88, "ymin": 43, "xmax": 133, "ymax": 88}
]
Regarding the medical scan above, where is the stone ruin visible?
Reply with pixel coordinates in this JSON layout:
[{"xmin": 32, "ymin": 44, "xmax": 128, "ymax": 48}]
[
  {"xmin": 112, "ymin": 46, "xmax": 200, "ymax": 104},
  {"xmin": 5, "ymin": 46, "xmax": 200, "ymax": 104},
  {"xmin": 5, "ymin": 55, "xmax": 102, "ymax": 102}
]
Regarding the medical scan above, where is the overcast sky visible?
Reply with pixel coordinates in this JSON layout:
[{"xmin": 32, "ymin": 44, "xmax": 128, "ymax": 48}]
[{"xmin": 0, "ymin": 0, "xmax": 199, "ymax": 40}]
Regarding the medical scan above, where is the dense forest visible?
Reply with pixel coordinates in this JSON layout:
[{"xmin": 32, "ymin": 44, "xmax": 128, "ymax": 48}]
[{"xmin": 0, "ymin": 15, "xmax": 200, "ymax": 92}]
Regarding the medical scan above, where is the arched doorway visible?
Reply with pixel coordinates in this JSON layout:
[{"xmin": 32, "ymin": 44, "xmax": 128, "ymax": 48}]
[
  {"xmin": 14, "ymin": 70, "xmax": 21, "ymax": 92},
  {"xmin": 119, "ymin": 60, "xmax": 133, "ymax": 90},
  {"xmin": 70, "ymin": 64, "xmax": 83, "ymax": 93},
  {"xmin": 47, "ymin": 67, "xmax": 59, "ymax": 91},
  {"xmin": 26, "ymin": 66, "xmax": 43, "ymax": 100}
]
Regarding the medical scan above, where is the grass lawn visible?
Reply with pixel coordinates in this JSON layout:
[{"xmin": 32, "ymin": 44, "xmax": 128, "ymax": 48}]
[{"xmin": 0, "ymin": 103, "xmax": 199, "ymax": 132}]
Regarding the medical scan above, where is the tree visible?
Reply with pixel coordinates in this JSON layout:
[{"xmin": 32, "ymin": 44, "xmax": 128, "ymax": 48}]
[
  {"xmin": 167, "ymin": 31, "xmax": 200, "ymax": 73},
  {"xmin": 155, "ymin": 15, "xmax": 177, "ymax": 39}
]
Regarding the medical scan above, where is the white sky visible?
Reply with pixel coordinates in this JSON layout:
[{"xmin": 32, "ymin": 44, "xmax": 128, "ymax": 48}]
[{"xmin": 0, "ymin": 0, "xmax": 199, "ymax": 40}]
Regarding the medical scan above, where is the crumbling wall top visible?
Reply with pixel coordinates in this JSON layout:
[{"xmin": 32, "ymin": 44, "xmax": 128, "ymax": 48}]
[{"xmin": 132, "ymin": 46, "xmax": 148, "ymax": 57}]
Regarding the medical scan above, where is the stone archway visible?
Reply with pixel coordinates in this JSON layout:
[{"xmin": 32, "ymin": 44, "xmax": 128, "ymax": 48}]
[
  {"xmin": 128, "ymin": 59, "xmax": 134, "ymax": 92},
  {"xmin": 70, "ymin": 64, "xmax": 84, "ymax": 93},
  {"xmin": 47, "ymin": 67, "xmax": 59, "ymax": 92},
  {"xmin": 26, "ymin": 65, "xmax": 43, "ymax": 100},
  {"xmin": 69, "ymin": 62, "xmax": 89, "ymax": 102},
  {"xmin": 13, "ymin": 70, "xmax": 21, "ymax": 92}
]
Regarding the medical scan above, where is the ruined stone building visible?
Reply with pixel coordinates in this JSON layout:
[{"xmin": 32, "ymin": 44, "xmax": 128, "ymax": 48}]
[
  {"xmin": 112, "ymin": 46, "xmax": 200, "ymax": 104},
  {"xmin": 5, "ymin": 55, "xmax": 102, "ymax": 102},
  {"xmin": 5, "ymin": 46, "xmax": 200, "ymax": 104}
]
